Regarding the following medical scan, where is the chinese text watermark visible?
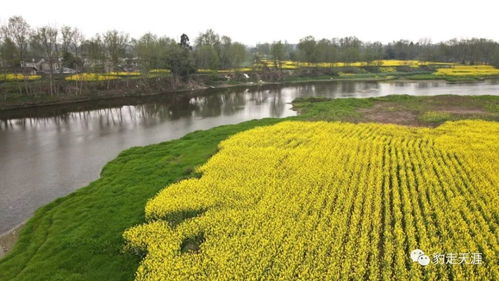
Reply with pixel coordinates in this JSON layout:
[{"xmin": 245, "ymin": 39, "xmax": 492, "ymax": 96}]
[{"xmin": 410, "ymin": 249, "xmax": 483, "ymax": 266}]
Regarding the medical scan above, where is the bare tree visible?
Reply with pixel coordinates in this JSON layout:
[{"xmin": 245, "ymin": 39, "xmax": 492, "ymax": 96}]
[
  {"xmin": 71, "ymin": 29, "xmax": 84, "ymax": 95},
  {"xmin": 103, "ymin": 30, "xmax": 129, "ymax": 72},
  {"xmin": 60, "ymin": 26, "xmax": 75, "ymax": 74},
  {"xmin": 1, "ymin": 16, "xmax": 31, "ymax": 94},
  {"xmin": 270, "ymin": 41, "xmax": 285, "ymax": 71},
  {"xmin": 33, "ymin": 26, "xmax": 59, "ymax": 95},
  {"xmin": 71, "ymin": 29, "xmax": 84, "ymax": 64},
  {"xmin": 1, "ymin": 16, "xmax": 31, "ymax": 65},
  {"xmin": 102, "ymin": 30, "xmax": 129, "ymax": 89}
]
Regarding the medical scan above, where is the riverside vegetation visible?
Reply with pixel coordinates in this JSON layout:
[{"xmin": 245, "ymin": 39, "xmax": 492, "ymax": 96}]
[
  {"xmin": 3, "ymin": 61, "xmax": 499, "ymax": 110},
  {"xmin": 2, "ymin": 16, "xmax": 499, "ymax": 109},
  {"xmin": 0, "ymin": 94, "xmax": 497, "ymax": 281}
]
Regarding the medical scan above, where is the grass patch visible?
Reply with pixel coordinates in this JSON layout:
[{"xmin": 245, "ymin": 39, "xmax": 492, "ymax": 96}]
[
  {"xmin": 419, "ymin": 111, "xmax": 454, "ymax": 122},
  {"xmin": 405, "ymin": 73, "xmax": 484, "ymax": 82},
  {"xmin": 405, "ymin": 74, "xmax": 442, "ymax": 80},
  {"xmin": 292, "ymin": 96, "xmax": 374, "ymax": 122}
]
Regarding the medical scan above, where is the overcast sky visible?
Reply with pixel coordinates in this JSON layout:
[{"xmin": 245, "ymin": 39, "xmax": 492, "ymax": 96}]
[{"xmin": 1, "ymin": 0, "xmax": 498, "ymax": 45}]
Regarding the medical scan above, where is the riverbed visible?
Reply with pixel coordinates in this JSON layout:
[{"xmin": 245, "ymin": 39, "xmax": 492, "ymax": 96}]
[{"xmin": 1, "ymin": 79, "xmax": 498, "ymax": 234}]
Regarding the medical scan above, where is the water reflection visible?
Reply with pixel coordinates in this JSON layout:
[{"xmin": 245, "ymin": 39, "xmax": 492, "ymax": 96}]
[{"xmin": 1, "ymin": 79, "xmax": 498, "ymax": 233}]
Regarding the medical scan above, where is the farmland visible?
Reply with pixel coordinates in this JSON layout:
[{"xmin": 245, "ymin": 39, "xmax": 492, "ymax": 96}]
[
  {"xmin": 434, "ymin": 65, "xmax": 499, "ymax": 76},
  {"xmin": 124, "ymin": 120, "xmax": 498, "ymax": 281},
  {"xmin": 0, "ymin": 73, "xmax": 41, "ymax": 81},
  {"xmin": 0, "ymin": 95, "xmax": 498, "ymax": 281}
]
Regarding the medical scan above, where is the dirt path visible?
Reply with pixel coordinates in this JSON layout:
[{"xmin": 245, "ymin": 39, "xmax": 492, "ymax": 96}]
[
  {"xmin": 359, "ymin": 103, "xmax": 423, "ymax": 126},
  {"xmin": 0, "ymin": 222, "xmax": 25, "ymax": 258},
  {"xmin": 359, "ymin": 96, "xmax": 496, "ymax": 127}
]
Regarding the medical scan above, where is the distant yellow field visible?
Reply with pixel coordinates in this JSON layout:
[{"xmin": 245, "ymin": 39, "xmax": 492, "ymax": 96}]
[
  {"xmin": 257, "ymin": 59, "xmax": 452, "ymax": 70},
  {"xmin": 196, "ymin": 60, "xmax": 453, "ymax": 73},
  {"xmin": 65, "ymin": 73, "xmax": 119, "ymax": 81},
  {"xmin": 0, "ymin": 73, "xmax": 41, "ymax": 81},
  {"xmin": 197, "ymin": 68, "xmax": 253, "ymax": 73},
  {"xmin": 107, "ymin": 72, "xmax": 140, "ymax": 76},
  {"xmin": 434, "ymin": 65, "xmax": 499, "ymax": 76},
  {"xmin": 65, "ymin": 72, "xmax": 141, "ymax": 81},
  {"xmin": 124, "ymin": 120, "xmax": 499, "ymax": 281},
  {"xmin": 7, "ymin": 62, "xmax": 499, "ymax": 82}
]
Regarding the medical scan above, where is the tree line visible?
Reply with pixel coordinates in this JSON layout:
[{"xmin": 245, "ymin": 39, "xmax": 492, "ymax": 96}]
[
  {"xmin": 2, "ymin": 15, "xmax": 499, "ymax": 82},
  {"xmin": 257, "ymin": 37, "xmax": 499, "ymax": 67}
]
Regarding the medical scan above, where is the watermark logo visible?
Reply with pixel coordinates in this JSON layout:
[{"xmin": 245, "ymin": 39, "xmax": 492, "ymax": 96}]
[
  {"xmin": 410, "ymin": 249, "xmax": 483, "ymax": 266},
  {"xmin": 411, "ymin": 249, "xmax": 430, "ymax": 266}
]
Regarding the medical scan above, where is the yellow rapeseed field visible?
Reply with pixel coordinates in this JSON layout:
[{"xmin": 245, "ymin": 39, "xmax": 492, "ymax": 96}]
[
  {"xmin": 65, "ymin": 72, "xmax": 140, "ymax": 81},
  {"xmin": 125, "ymin": 120, "xmax": 498, "ymax": 281},
  {"xmin": 197, "ymin": 68, "xmax": 253, "ymax": 73},
  {"xmin": 65, "ymin": 73, "xmax": 120, "ymax": 81},
  {"xmin": 257, "ymin": 59, "xmax": 452, "ymax": 69},
  {"xmin": 434, "ymin": 65, "xmax": 499, "ymax": 76},
  {"xmin": 196, "ymin": 60, "xmax": 453, "ymax": 73},
  {"xmin": 107, "ymin": 71, "xmax": 141, "ymax": 76},
  {"xmin": 0, "ymin": 73, "xmax": 41, "ymax": 81}
]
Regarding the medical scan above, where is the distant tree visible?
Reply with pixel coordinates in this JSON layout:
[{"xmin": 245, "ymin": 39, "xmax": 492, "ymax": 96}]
[
  {"xmin": 32, "ymin": 26, "xmax": 58, "ymax": 95},
  {"xmin": 338, "ymin": 37, "xmax": 362, "ymax": 64},
  {"xmin": 81, "ymin": 35, "xmax": 105, "ymax": 72},
  {"xmin": 254, "ymin": 43, "xmax": 271, "ymax": 58},
  {"xmin": 103, "ymin": 30, "xmax": 129, "ymax": 72},
  {"xmin": 219, "ymin": 36, "xmax": 247, "ymax": 69},
  {"xmin": 134, "ymin": 33, "xmax": 160, "ymax": 72},
  {"xmin": 1, "ymin": 16, "xmax": 32, "ymax": 94},
  {"xmin": 297, "ymin": 36, "xmax": 317, "ymax": 63},
  {"xmin": 491, "ymin": 46, "xmax": 499, "ymax": 68},
  {"xmin": 180, "ymin": 34, "xmax": 191, "ymax": 49},
  {"xmin": 60, "ymin": 26, "xmax": 83, "ymax": 71},
  {"xmin": 0, "ymin": 37, "xmax": 22, "ymax": 96},
  {"xmin": 194, "ymin": 29, "xmax": 222, "ymax": 69},
  {"xmin": 315, "ymin": 39, "xmax": 335, "ymax": 64},
  {"xmin": 270, "ymin": 41, "xmax": 285, "ymax": 70},
  {"xmin": 363, "ymin": 42, "xmax": 383, "ymax": 63},
  {"xmin": 195, "ymin": 29, "xmax": 220, "ymax": 47},
  {"xmin": 165, "ymin": 34, "xmax": 195, "ymax": 80},
  {"xmin": 60, "ymin": 26, "xmax": 75, "ymax": 55},
  {"xmin": 1, "ymin": 16, "xmax": 31, "ymax": 67},
  {"xmin": 195, "ymin": 45, "xmax": 220, "ymax": 69},
  {"xmin": 219, "ymin": 36, "xmax": 232, "ymax": 68},
  {"xmin": 0, "ymin": 37, "xmax": 18, "ymax": 69},
  {"xmin": 228, "ymin": 42, "xmax": 247, "ymax": 68},
  {"xmin": 61, "ymin": 51, "xmax": 82, "ymax": 70}
]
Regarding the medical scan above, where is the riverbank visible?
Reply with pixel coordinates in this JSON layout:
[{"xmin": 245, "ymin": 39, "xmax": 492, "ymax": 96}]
[
  {"xmin": 0, "ymin": 75, "xmax": 393, "ymax": 111},
  {"xmin": 0, "ymin": 222, "xmax": 25, "ymax": 258},
  {"xmin": 2, "ymin": 72, "xmax": 497, "ymax": 112},
  {"xmin": 0, "ymin": 95, "xmax": 498, "ymax": 281}
]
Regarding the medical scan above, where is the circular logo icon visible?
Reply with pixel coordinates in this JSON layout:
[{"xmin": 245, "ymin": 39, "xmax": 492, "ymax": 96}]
[{"xmin": 410, "ymin": 249, "xmax": 424, "ymax": 262}]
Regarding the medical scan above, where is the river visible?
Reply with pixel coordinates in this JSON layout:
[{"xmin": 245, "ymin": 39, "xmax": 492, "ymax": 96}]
[{"xmin": 1, "ymin": 79, "xmax": 499, "ymax": 234}]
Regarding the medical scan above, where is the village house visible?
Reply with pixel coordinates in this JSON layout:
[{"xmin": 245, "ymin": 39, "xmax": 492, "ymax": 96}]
[{"xmin": 21, "ymin": 58, "xmax": 77, "ymax": 74}]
